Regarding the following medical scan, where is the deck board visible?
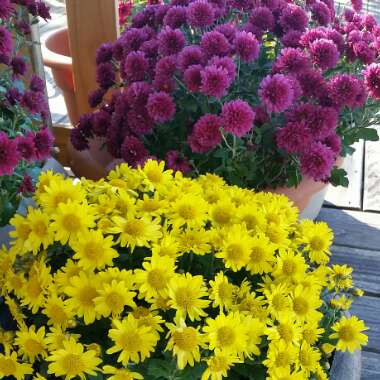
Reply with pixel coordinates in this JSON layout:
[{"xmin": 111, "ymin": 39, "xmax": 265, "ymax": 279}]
[{"xmin": 362, "ymin": 351, "xmax": 380, "ymax": 380}]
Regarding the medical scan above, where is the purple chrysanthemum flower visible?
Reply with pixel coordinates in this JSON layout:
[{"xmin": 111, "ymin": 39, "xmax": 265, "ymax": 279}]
[
  {"xmin": 221, "ymin": 100, "xmax": 255, "ymax": 137},
  {"xmin": 11, "ymin": 56, "xmax": 27, "ymax": 77},
  {"xmin": 259, "ymin": 74, "xmax": 294, "ymax": 113},
  {"xmin": 157, "ymin": 26, "xmax": 185, "ymax": 56},
  {"xmin": 140, "ymin": 39, "xmax": 159, "ymax": 59},
  {"xmin": 88, "ymin": 88, "xmax": 106, "ymax": 108},
  {"xmin": 200, "ymin": 31, "xmax": 231, "ymax": 58},
  {"xmin": 155, "ymin": 55, "xmax": 178, "ymax": 77},
  {"xmin": 92, "ymin": 110, "xmax": 111, "ymax": 137},
  {"xmin": 309, "ymin": 38, "xmax": 339, "ymax": 70},
  {"xmin": 183, "ymin": 64, "xmax": 203, "ymax": 92},
  {"xmin": 311, "ymin": 1, "xmax": 331, "ymax": 26},
  {"xmin": 126, "ymin": 81, "xmax": 153, "ymax": 109},
  {"xmin": 326, "ymin": 29, "xmax": 345, "ymax": 54},
  {"xmin": 300, "ymin": 141, "xmax": 335, "ymax": 181},
  {"xmin": 276, "ymin": 122, "xmax": 312, "ymax": 154},
  {"xmin": 200, "ymin": 65, "xmax": 230, "ymax": 98},
  {"xmin": 5, "ymin": 88, "xmax": 22, "ymax": 105},
  {"xmin": 18, "ymin": 175, "xmax": 34, "ymax": 194},
  {"xmin": 37, "ymin": 2, "xmax": 51, "ymax": 20},
  {"xmin": 0, "ymin": 26, "xmax": 12, "ymax": 64},
  {"xmin": 300, "ymin": 27, "xmax": 327, "ymax": 47},
  {"xmin": 153, "ymin": 73, "xmax": 176, "ymax": 93},
  {"xmin": 311, "ymin": 106, "xmax": 338, "ymax": 139},
  {"xmin": 344, "ymin": 8, "xmax": 354, "ymax": 22},
  {"xmin": 323, "ymin": 133, "xmax": 341, "ymax": 157},
  {"xmin": 363, "ymin": 14, "xmax": 377, "ymax": 31},
  {"xmin": 363, "ymin": 63, "xmax": 380, "ymax": 99},
  {"xmin": 234, "ymin": 31, "xmax": 260, "ymax": 63},
  {"xmin": 208, "ymin": 56, "xmax": 236, "ymax": 82},
  {"xmin": 351, "ymin": 0, "xmax": 362, "ymax": 12},
  {"xmin": 249, "ymin": 6, "xmax": 275, "ymax": 31},
  {"xmin": 96, "ymin": 43, "xmax": 114, "ymax": 64},
  {"xmin": 273, "ymin": 48, "xmax": 310, "ymax": 75},
  {"xmin": 147, "ymin": 91, "xmax": 176, "ymax": 123},
  {"xmin": 122, "ymin": 51, "xmax": 148, "ymax": 82},
  {"xmin": 281, "ymin": 30, "xmax": 303, "ymax": 48},
  {"xmin": 127, "ymin": 109, "xmax": 155, "ymax": 135},
  {"xmin": 279, "ymin": 4, "xmax": 308, "ymax": 32},
  {"xmin": 187, "ymin": 0, "xmax": 215, "ymax": 28},
  {"xmin": 96, "ymin": 62, "xmax": 116, "ymax": 89},
  {"xmin": 178, "ymin": 45, "xmax": 204, "ymax": 71},
  {"xmin": 121, "ymin": 135, "xmax": 149, "ymax": 166},
  {"xmin": 165, "ymin": 150, "xmax": 192, "ymax": 173},
  {"xmin": 297, "ymin": 68, "xmax": 325, "ymax": 97},
  {"xmin": 22, "ymin": 91, "xmax": 48, "ymax": 115},
  {"xmin": 30, "ymin": 74, "xmax": 45, "ymax": 93},
  {"xmin": 0, "ymin": 0, "xmax": 13, "ymax": 19},
  {"xmin": 164, "ymin": 6, "xmax": 187, "ymax": 28},
  {"xmin": 15, "ymin": 19, "xmax": 30, "ymax": 35},
  {"xmin": 330, "ymin": 74, "xmax": 361, "ymax": 108},
  {"xmin": 15, "ymin": 133, "xmax": 36, "ymax": 162},
  {"xmin": 253, "ymin": 106, "xmax": 269, "ymax": 127},
  {"xmin": 214, "ymin": 23, "xmax": 236, "ymax": 43},
  {"xmin": 34, "ymin": 128, "xmax": 54, "ymax": 160},
  {"xmin": 188, "ymin": 114, "xmax": 222, "ymax": 153},
  {"xmin": 0, "ymin": 133, "xmax": 19, "ymax": 176},
  {"xmin": 353, "ymin": 41, "xmax": 376, "ymax": 65}
]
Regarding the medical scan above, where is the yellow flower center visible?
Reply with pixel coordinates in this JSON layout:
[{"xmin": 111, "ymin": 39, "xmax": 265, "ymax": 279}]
[
  {"xmin": 106, "ymin": 291, "xmax": 125, "ymax": 313},
  {"xmin": 61, "ymin": 353, "xmax": 85, "ymax": 376},
  {"xmin": 26, "ymin": 277, "xmax": 42, "ymax": 299},
  {"xmin": 142, "ymin": 199, "xmax": 160, "ymax": 212},
  {"xmin": 172, "ymin": 327, "xmax": 198, "ymax": 351},
  {"xmin": 226, "ymin": 244, "xmax": 244, "ymax": 262},
  {"xmin": 132, "ymin": 307, "xmax": 151, "ymax": 318},
  {"xmin": 24, "ymin": 338, "xmax": 44, "ymax": 356},
  {"xmin": 18, "ymin": 223, "xmax": 31, "ymax": 240},
  {"xmin": 175, "ymin": 287, "xmax": 194, "ymax": 310},
  {"xmin": 250, "ymin": 247, "xmax": 265, "ymax": 263},
  {"xmin": 217, "ymin": 326, "xmax": 236, "ymax": 347},
  {"xmin": 147, "ymin": 269, "xmax": 166, "ymax": 290},
  {"xmin": 33, "ymin": 221, "xmax": 47, "ymax": 237},
  {"xmin": 0, "ymin": 358, "xmax": 17, "ymax": 375},
  {"xmin": 293, "ymin": 297, "xmax": 309, "ymax": 316},
  {"xmin": 212, "ymin": 207, "xmax": 232, "ymax": 225},
  {"xmin": 124, "ymin": 220, "xmax": 145, "ymax": 237},
  {"xmin": 266, "ymin": 212, "xmax": 280, "ymax": 225},
  {"xmin": 8, "ymin": 274, "xmax": 23, "ymax": 290},
  {"xmin": 218, "ymin": 282, "xmax": 233, "ymax": 301},
  {"xmin": 47, "ymin": 304, "xmax": 68, "ymax": 324},
  {"xmin": 299, "ymin": 349, "xmax": 313, "ymax": 367},
  {"xmin": 310, "ymin": 236, "xmax": 326, "ymax": 251},
  {"xmin": 242, "ymin": 215, "xmax": 258, "ymax": 230},
  {"xmin": 278, "ymin": 324, "xmax": 293, "ymax": 343},
  {"xmin": 177, "ymin": 204, "xmax": 197, "ymax": 220},
  {"xmin": 78, "ymin": 286, "xmax": 97, "ymax": 307},
  {"xmin": 303, "ymin": 329, "xmax": 317, "ymax": 344},
  {"xmin": 338, "ymin": 326, "xmax": 356, "ymax": 342},
  {"xmin": 120, "ymin": 331, "xmax": 140, "ymax": 351},
  {"xmin": 282, "ymin": 259, "xmax": 297, "ymax": 276},
  {"xmin": 275, "ymin": 351, "xmax": 291, "ymax": 367},
  {"xmin": 146, "ymin": 168, "xmax": 162, "ymax": 183},
  {"xmin": 209, "ymin": 356, "xmax": 229, "ymax": 372},
  {"xmin": 272, "ymin": 294, "xmax": 287, "ymax": 311},
  {"xmin": 53, "ymin": 192, "xmax": 70, "ymax": 207},
  {"xmin": 62, "ymin": 214, "xmax": 81, "ymax": 232},
  {"xmin": 83, "ymin": 242, "xmax": 102, "ymax": 260}
]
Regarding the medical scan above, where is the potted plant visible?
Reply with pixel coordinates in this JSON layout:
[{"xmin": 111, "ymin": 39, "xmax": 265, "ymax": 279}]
[
  {"xmin": 70, "ymin": 0, "xmax": 380, "ymax": 217},
  {"xmin": 0, "ymin": 161, "xmax": 368, "ymax": 379},
  {"xmin": 0, "ymin": 0, "xmax": 54, "ymax": 232}
]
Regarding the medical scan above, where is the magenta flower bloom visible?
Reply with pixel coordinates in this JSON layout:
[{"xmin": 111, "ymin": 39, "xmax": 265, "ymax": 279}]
[
  {"xmin": 34, "ymin": 128, "xmax": 54, "ymax": 160},
  {"xmin": 188, "ymin": 114, "xmax": 222, "ymax": 153},
  {"xmin": 0, "ymin": 133, "xmax": 20, "ymax": 176},
  {"xmin": 200, "ymin": 31, "xmax": 230, "ymax": 58},
  {"xmin": 253, "ymin": 106, "xmax": 269, "ymax": 127},
  {"xmin": 200, "ymin": 65, "xmax": 230, "ymax": 98},
  {"xmin": 11, "ymin": 56, "xmax": 27, "ymax": 77},
  {"xmin": 297, "ymin": 68, "xmax": 325, "ymax": 98},
  {"xmin": 121, "ymin": 135, "xmax": 149, "ymax": 166},
  {"xmin": 0, "ymin": 0, "xmax": 13, "ymax": 19},
  {"xmin": 300, "ymin": 141, "xmax": 335, "ymax": 181},
  {"xmin": 326, "ymin": 29, "xmax": 345, "ymax": 54},
  {"xmin": 183, "ymin": 64, "xmax": 203, "ymax": 92},
  {"xmin": 164, "ymin": 6, "xmax": 187, "ymax": 28},
  {"xmin": 281, "ymin": 30, "xmax": 303, "ymax": 48},
  {"xmin": 353, "ymin": 41, "xmax": 376, "ymax": 65},
  {"xmin": 22, "ymin": 91, "xmax": 48, "ymax": 115},
  {"xmin": 18, "ymin": 175, "xmax": 34, "ymax": 194},
  {"xmin": 178, "ymin": 45, "xmax": 204, "ymax": 71},
  {"xmin": 208, "ymin": 56, "xmax": 236, "ymax": 82},
  {"xmin": 0, "ymin": 26, "xmax": 12, "ymax": 64},
  {"xmin": 351, "ymin": 0, "xmax": 362, "ymax": 12},
  {"xmin": 5, "ymin": 88, "xmax": 22, "ymax": 105},
  {"xmin": 187, "ymin": 0, "xmax": 215, "ymax": 28},
  {"xmin": 165, "ymin": 150, "xmax": 192, "ymax": 173},
  {"xmin": 311, "ymin": 2, "xmax": 331, "ymax": 26},
  {"xmin": 311, "ymin": 106, "xmax": 338, "ymax": 139},
  {"xmin": 155, "ymin": 55, "xmax": 178, "ymax": 77},
  {"xmin": 309, "ymin": 38, "xmax": 339, "ymax": 70},
  {"xmin": 96, "ymin": 43, "xmax": 114, "ymax": 65},
  {"xmin": 15, "ymin": 134, "xmax": 36, "ymax": 162},
  {"xmin": 330, "ymin": 74, "xmax": 362, "ymax": 108},
  {"xmin": 157, "ymin": 26, "xmax": 185, "ymax": 56},
  {"xmin": 249, "ymin": 6, "xmax": 275, "ymax": 31},
  {"xmin": 96, "ymin": 62, "xmax": 116, "ymax": 89},
  {"xmin": 127, "ymin": 109, "xmax": 155, "ymax": 135},
  {"xmin": 153, "ymin": 74, "xmax": 176, "ymax": 93},
  {"xmin": 147, "ymin": 91, "xmax": 176, "ymax": 123},
  {"xmin": 279, "ymin": 4, "xmax": 308, "ymax": 32},
  {"xmin": 214, "ymin": 23, "xmax": 237, "ymax": 43},
  {"xmin": 126, "ymin": 81, "xmax": 153, "ymax": 108},
  {"xmin": 363, "ymin": 63, "xmax": 380, "ymax": 99},
  {"xmin": 276, "ymin": 122, "xmax": 312, "ymax": 154},
  {"xmin": 70, "ymin": 128, "xmax": 89, "ymax": 151},
  {"xmin": 234, "ymin": 31, "xmax": 260, "ymax": 63},
  {"xmin": 30, "ymin": 75, "xmax": 45, "ymax": 93},
  {"xmin": 259, "ymin": 74, "xmax": 294, "ymax": 113},
  {"xmin": 221, "ymin": 100, "xmax": 255, "ymax": 137},
  {"xmin": 273, "ymin": 48, "xmax": 310, "ymax": 75},
  {"xmin": 88, "ymin": 88, "xmax": 106, "ymax": 108},
  {"xmin": 323, "ymin": 133, "xmax": 342, "ymax": 157},
  {"xmin": 92, "ymin": 110, "xmax": 111, "ymax": 137},
  {"xmin": 122, "ymin": 51, "xmax": 148, "ymax": 82},
  {"xmin": 300, "ymin": 28, "xmax": 327, "ymax": 47}
]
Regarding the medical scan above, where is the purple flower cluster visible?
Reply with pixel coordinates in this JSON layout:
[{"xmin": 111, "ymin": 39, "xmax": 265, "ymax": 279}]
[{"xmin": 74, "ymin": 0, "xmax": 380, "ymax": 185}]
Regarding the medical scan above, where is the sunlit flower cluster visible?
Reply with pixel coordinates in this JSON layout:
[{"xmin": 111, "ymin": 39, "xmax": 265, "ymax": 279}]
[{"xmin": 0, "ymin": 161, "xmax": 367, "ymax": 380}]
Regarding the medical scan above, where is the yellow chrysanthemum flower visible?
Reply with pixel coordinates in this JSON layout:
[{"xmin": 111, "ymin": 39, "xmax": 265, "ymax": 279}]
[
  {"xmin": 168, "ymin": 273, "xmax": 210, "ymax": 321},
  {"xmin": 330, "ymin": 295, "xmax": 353, "ymax": 310},
  {"xmin": 102, "ymin": 365, "xmax": 143, "ymax": 380},
  {"xmin": 4, "ymin": 296, "xmax": 25, "ymax": 325},
  {"xmin": 136, "ymin": 193, "xmax": 168, "ymax": 216},
  {"xmin": 263, "ymin": 340, "xmax": 297, "ymax": 371},
  {"xmin": 64, "ymin": 271, "xmax": 99, "ymax": 325},
  {"xmin": 169, "ymin": 193, "xmax": 208, "ymax": 227},
  {"xmin": 296, "ymin": 341, "xmax": 321, "ymax": 375},
  {"xmin": 273, "ymin": 250, "xmax": 307, "ymax": 284},
  {"xmin": 266, "ymin": 315, "xmax": 303, "ymax": 346},
  {"xmin": 201, "ymin": 353, "xmax": 241, "ymax": 380},
  {"xmin": 176, "ymin": 227, "xmax": 211, "ymax": 255},
  {"xmin": 291, "ymin": 285, "xmax": 323, "ymax": 323},
  {"xmin": 45, "ymin": 327, "xmax": 81, "ymax": 351},
  {"xmin": 166, "ymin": 319, "xmax": 205, "ymax": 369},
  {"xmin": 107, "ymin": 315, "xmax": 159, "ymax": 364},
  {"xmin": 15, "ymin": 325, "xmax": 48, "ymax": 362},
  {"xmin": 51, "ymin": 201, "xmax": 95, "ymax": 244},
  {"xmin": 0, "ymin": 329, "xmax": 14, "ymax": 355},
  {"xmin": 302, "ymin": 321, "xmax": 325, "ymax": 345},
  {"xmin": 34, "ymin": 170, "xmax": 62, "ymax": 199},
  {"xmin": 234, "ymin": 292, "xmax": 269, "ymax": 323},
  {"xmin": 94, "ymin": 280, "xmax": 136, "ymax": 317},
  {"xmin": 330, "ymin": 315, "xmax": 368, "ymax": 353},
  {"xmin": 209, "ymin": 272, "xmax": 238, "ymax": 311},
  {"xmin": 71, "ymin": 229, "xmax": 118, "ymax": 270},
  {"xmin": 241, "ymin": 315, "xmax": 265, "ymax": 357},
  {"xmin": 0, "ymin": 351, "xmax": 33, "ymax": 380},
  {"xmin": 151, "ymin": 234, "xmax": 180, "ymax": 259},
  {"xmin": 135, "ymin": 255, "xmax": 176, "ymax": 300},
  {"xmin": 9, "ymin": 214, "xmax": 32, "ymax": 253},
  {"xmin": 47, "ymin": 338, "xmax": 102, "ymax": 380},
  {"xmin": 263, "ymin": 283, "xmax": 292, "ymax": 319},
  {"xmin": 141, "ymin": 159, "xmax": 173, "ymax": 192},
  {"xmin": 267, "ymin": 367, "xmax": 304, "ymax": 380},
  {"xmin": 54, "ymin": 260, "xmax": 82, "ymax": 290},
  {"xmin": 328, "ymin": 265, "xmax": 353, "ymax": 290},
  {"xmin": 246, "ymin": 233, "xmax": 275, "ymax": 275},
  {"xmin": 4, "ymin": 270, "xmax": 25, "ymax": 298},
  {"xmin": 203, "ymin": 312, "xmax": 248, "ymax": 356},
  {"xmin": 44, "ymin": 294, "xmax": 74, "ymax": 328},
  {"xmin": 210, "ymin": 199, "xmax": 236, "ymax": 227},
  {"xmin": 131, "ymin": 306, "xmax": 165, "ymax": 335}
]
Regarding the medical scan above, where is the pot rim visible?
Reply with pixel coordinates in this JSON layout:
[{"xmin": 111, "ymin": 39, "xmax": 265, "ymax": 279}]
[{"xmin": 41, "ymin": 27, "xmax": 72, "ymax": 70}]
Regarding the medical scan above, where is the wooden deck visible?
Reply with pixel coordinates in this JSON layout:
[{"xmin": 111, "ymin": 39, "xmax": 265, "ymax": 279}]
[{"xmin": 41, "ymin": 1, "xmax": 380, "ymax": 377}]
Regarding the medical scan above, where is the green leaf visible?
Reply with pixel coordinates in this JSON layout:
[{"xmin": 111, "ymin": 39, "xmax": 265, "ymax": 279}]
[
  {"xmin": 330, "ymin": 167, "xmax": 349, "ymax": 188},
  {"xmin": 355, "ymin": 127, "xmax": 379, "ymax": 141}
]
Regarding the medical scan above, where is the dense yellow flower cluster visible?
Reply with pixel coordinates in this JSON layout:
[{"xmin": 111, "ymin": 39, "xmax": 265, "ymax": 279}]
[{"xmin": 0, "ymin": 160, "xmax": 368, "ymax": 380}]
